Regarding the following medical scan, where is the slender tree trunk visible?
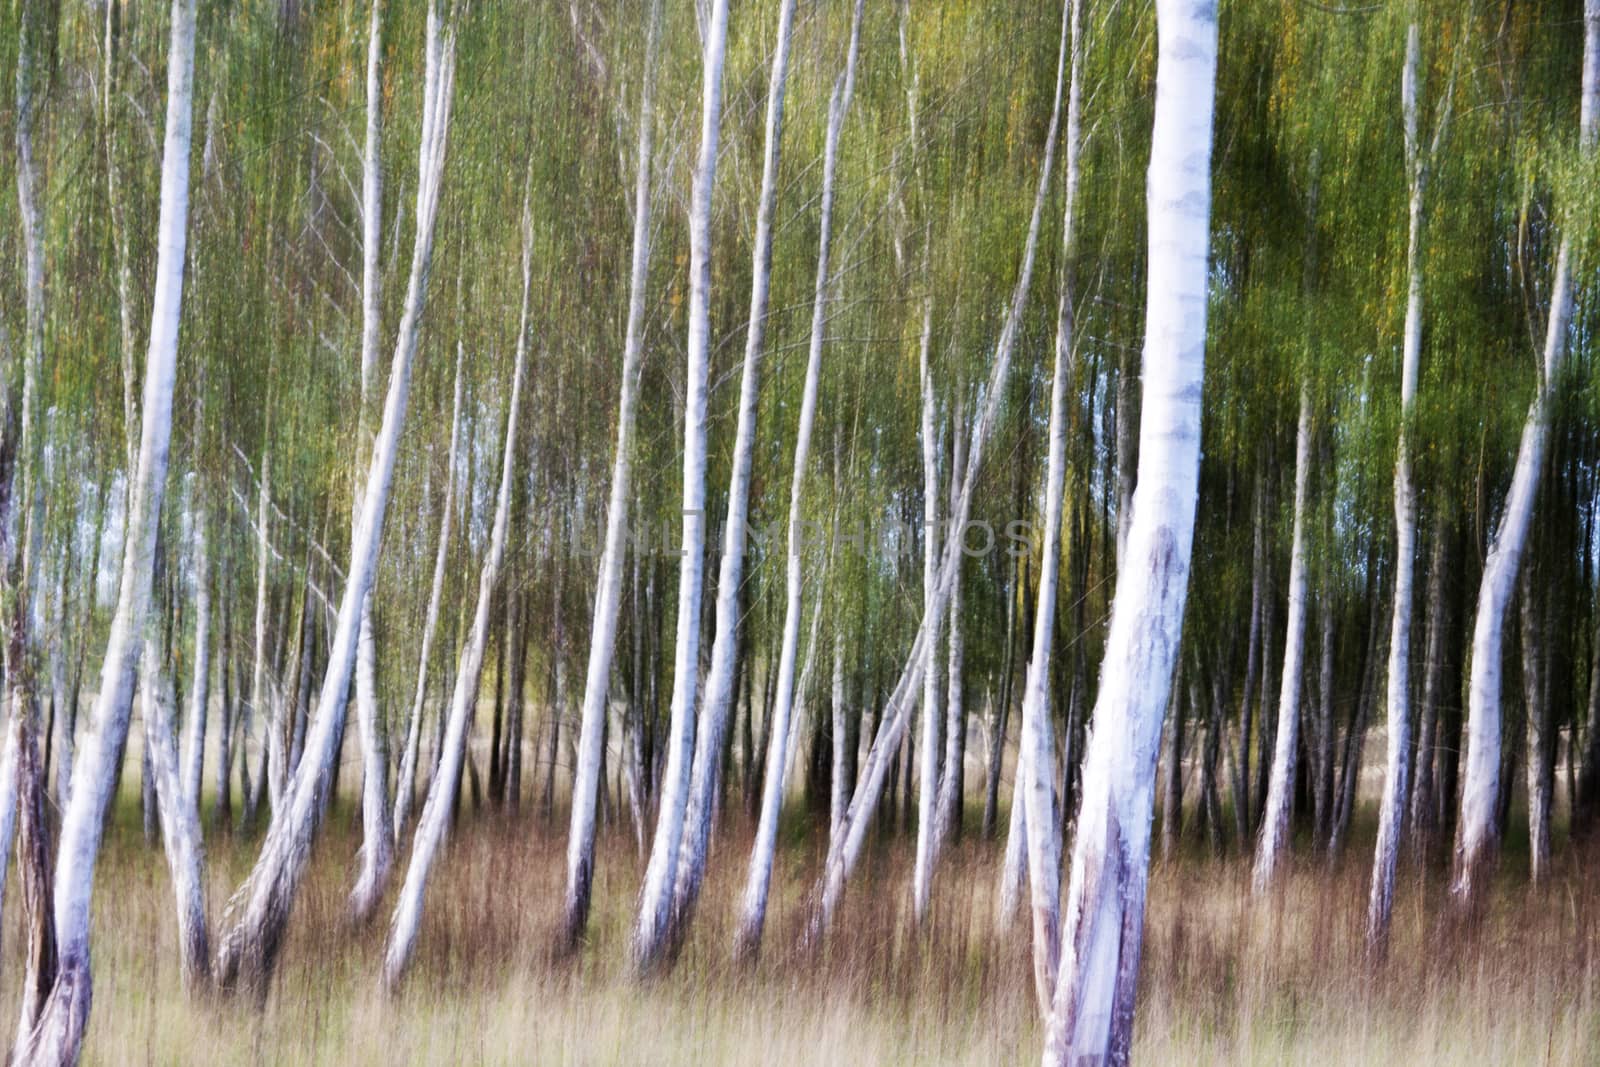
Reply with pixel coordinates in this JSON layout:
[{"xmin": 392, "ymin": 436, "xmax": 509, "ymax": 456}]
[
  {"xmin": 629, "ymin": 0, "xmax": 732, "ymax": 973},
  {"xmin": 811, "ymin": 0, "xmax": 1071, "ymax": 935},
  {"xmin": 394, "ymin": 347, "xmax": 464, "ymax": 844},
  {"xmin": 1009, "ymin": 0, "xmax": 1083, "ymax": 1008},
  {"xmin": 1522, "ymin": 564, "xmax": 1554, "ymax": 884},
  {"xmin": 1042, "ymin": 0, "xmax": 1216, "ymax": 1059},
  {"xmin": 726, "ymin": 0, "xmax": 866, "ymax": 962},
  {"xmin": 935, "ymin": 408, "xmax": 970, "ymax": 847},
  {"xmin": 383, "ymin": 223, "xmax": 530, "ymax": 990},
  {"xmin": 182, "ymin": 506, "xmax": 211, "ymax": 813},
  {"xmin": 213, "ymin": 7, "xmax": 457, "ymax": 994},
  {"xmin": 559, "ymin": 0, "xmax": 665, "ymax": 951},
  {"xmin": 985, "ymin": 556, "xmax": 1020, "ymax": 839},
  {"xmin": 248, "ymin": 454, "xmax": 280, "ymax": 815},
  {"xmin": 911, "ymin": 298, "xmax": 945, "ymax": 925},
  {"xmin": 348, "ymin": 0, "xmax": 397, "ymax": 925},
  {"xmin": 665, "ymin": 0, "xmax": 802, "ymax": 956},
  {"xmin": 1254, "ymin": 385, "xmax": 1314, "ymax": 893},
  {"xmin": 19, "ymin": 0, "xmax": 196, "ymax": 1054},
  {"xmin": 1410, "ymin": 516, "xmax": 1451, "ymax": 857},
  {"xmin": 140, "ymin": 631, "xmax": 210, "ymax": 989},
  {"xmin": 1369, "ymin": 28, "xmax": 1428, "ymax": 950},
  {"xmin": 215, "ymin": 597, "xmax": 235, "ymax": 830},
  {"xmin": 1456, "ymin": 0, "xmax": 1597, "ymax": 903}
]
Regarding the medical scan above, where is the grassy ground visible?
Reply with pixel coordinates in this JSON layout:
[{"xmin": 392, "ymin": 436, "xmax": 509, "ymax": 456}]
[{"xmin": 22, "ymin": 795, "xmax": 1600, "ymax": 1065}]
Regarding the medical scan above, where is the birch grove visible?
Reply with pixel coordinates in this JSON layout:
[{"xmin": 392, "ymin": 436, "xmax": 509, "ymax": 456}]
[{"xmin": 3, "ymin": 1, "xmax": 1600, "ymax": 1062}]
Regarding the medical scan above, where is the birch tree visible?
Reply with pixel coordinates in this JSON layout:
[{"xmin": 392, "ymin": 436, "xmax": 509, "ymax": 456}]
[
  {"xmin": 1008, "ymin": 0, "xmax": 1085, "ymax": 1012},
  {"xmin": 1042, "ymin": 0, "xmax": 1217, "ymax": 1060},
  {"xmin": 394, "ymin": 346, "xmax": 465, "ymax": 844},
  {"xmin": 350, "ymin": 0, "xmax": 397, "ymax": 925},
  {"xmin": 383, "ymin": 195, "xmax": 531, "ymax": 990},
  {"xmin": 811, "ymin": 0, "xmax": 1072, "ymax": 939},
  {"xmin": 214, "ymin": 3, "xmax": 459, "ymax": 993},
  {"xmin": 1454, "ymin": 0, "xmax": 1596, "ymax": 904},
  {"xmin": 1252, "ymin": 383, "xmax": 1312, "ymax": 895},
  {"xmin": 561, "ymin": 0, "xmax": 665, "ymax": 950},
  {"xmin": 732, "ymin": 0, "xmax": 866, "ymax": 958},
  {"xmin": 629, "ymin": 0, "xmax": 731, "ymax": 973},
  {"xmin": 17, "ymin": 0, "xmax": 198, "ymax": 1055},
  {"xmin": 667, "ymin": 0, "xmax": 802, "ymax": 956},
  {"xmin": 1368, "ymin": 20, "xmax": 1443, "ymax": 952}
]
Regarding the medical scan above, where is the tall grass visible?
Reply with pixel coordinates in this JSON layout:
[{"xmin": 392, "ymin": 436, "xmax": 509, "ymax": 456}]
[{"xmin": 16, "ymin": 792, "xmax": 1600, "ymax": 1064}]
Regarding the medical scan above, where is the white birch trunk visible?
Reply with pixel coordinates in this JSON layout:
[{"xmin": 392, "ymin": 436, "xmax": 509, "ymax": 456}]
[
  {"xmin": 1455, "ymin": 0, "xmax": 1597, "ymax": 902},
  {"xmin": 383, "ymin": 232, "xmax": 530, "ymax": 990},
  {"xmin": 1012, "ymin": 0, "xmax": 1083, "ymax": 1006},
  {"xmin": 349, "ymin": 0, "xmax": 395, "ymax": 925},
  {"xmin": 181, "ymin": 505, "xmax": 211, "ymax": 812},
  {"xmin": 629, "ymin": 0, "xmax": 730, "ymax": 973},
  {"xmin": 561, "ymin": 0, "xmax": 665, "ymax": 950},
  {"xmin": 996, "ymin": 765, "xmax": 1028, "ymax": 926},
  {"xmin": 213, "ymin": 7, "xmax": 457, "ymax": 994},
  {"xmin": 1252, "ymin": 382, "xmax": 1313, "ymax": 895},
  {"xmin": 911, "ymin": 321, "xmax": 944, "ymax": 925},
  {"xmin": 1042, "ymin": 1, "xmax": 1216, "ymax": 1060},
  {"xmin": 1366, "ymin": 23, "xmax": 1426, "ymax": 949},
  {"xmin": 19, "ymin": 0, "xmax": 197, "ymax": 1055},
  {"xmin": 394, "ymin": 344, "xmax": 464, "ymax": 845},
  {"xmin": 667, "ymin": 0, "xmax": 802, "ymax": 952},
  {"xmin": 730, "ymin": 0, "xmax": 866, "ymax": 955},
  {"xmin": 936, "ymin": 414, "xmax": 968, "ymax": 847},
  {"xmin": 140, "ymin": 633, "xmax": 210, "ymax": 989},
  {"xmin": 250, "ymin": 454, "xmax": 281, "ymax": 812}
]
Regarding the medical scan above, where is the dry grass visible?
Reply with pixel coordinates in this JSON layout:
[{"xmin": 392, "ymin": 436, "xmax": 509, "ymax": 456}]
[{"xmin": 15, "ymin": 797, "xmax": 1600, "ymax": 1065}]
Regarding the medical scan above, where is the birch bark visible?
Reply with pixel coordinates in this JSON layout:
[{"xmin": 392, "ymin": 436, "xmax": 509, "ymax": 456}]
[
  {"xmin": 1042, "ymin": 0, "xmax": 1217, "ymax": 1059},
  {"xmin": 630, "ymin": 0, "xmax": 731, "ymax": 973},
  {"xmin": 667, "ymin": 0, "xmax": 802, "ymax": 951},
  {"xmin": 19, "ymin": 0, "xmax": 197, "ymax": 1055},
  {"xmin": 394, "ymin": 346, "xmax": 464, "ymax": 844},
  {"xmin": 1455, "ymin": 0, "xmax": 1597, "ymax": 903},
  {"xmin": 1253, "ymin": 383, "xmax": 1313, "ymax": 895}
]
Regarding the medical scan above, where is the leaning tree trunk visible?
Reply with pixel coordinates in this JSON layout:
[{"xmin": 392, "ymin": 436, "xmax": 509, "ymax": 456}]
[
  {"xmin": 1042, "ymin": 0, "xmax": 1217, "ymax": 1061},
  {"xmin": 394, "ymin": 344, "xmax": 464, "ymax": 845},
  {"xmin": 810, "ymin": 0, "xmax": 1071, "ymax": 937},
  {"xmin": 139, "ymin": 632, "xmax": 209, "ymax": 989},
  {"xmin": 629, "ymin": 0, "xmax": 731, "ymax": 974},
  {"xmin": 349, "ymin": 0, "xmax": 395, "ymax": 926},
  {"xmin": 1253, "ymin": 383, "xmax": 1313, "ymax": 895},
  {"xmin": 17, "ymin": 0, "xmax": 196, "ymax": 1056},
  {"xmin": 1368, "ymin": 22, "xmax": 1428, "ymax": 954},
  {"xmin": 213, "ymin": 7, "xmax": 457, "ymax": 996},
  {"xmin": 1455, "ymin": 0, "xmax": 1596, "ymax": 904},
  {"xmin": 665, "ymin": 0, "xmax": 801, "ymax": 956},
  {"xmin": 383, "ymin": 223, "xmax": 530, "ymax": 990},
  {"xmin": 1010, "ymin": 0, "xmax": 1083, "ymax": 1013}
]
